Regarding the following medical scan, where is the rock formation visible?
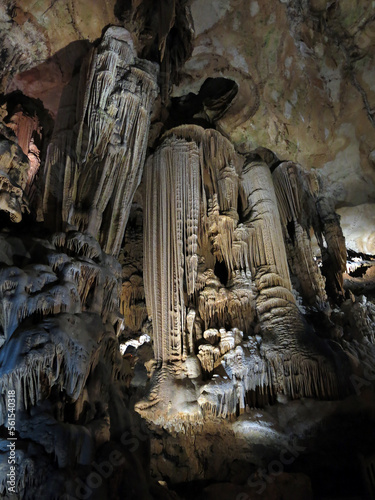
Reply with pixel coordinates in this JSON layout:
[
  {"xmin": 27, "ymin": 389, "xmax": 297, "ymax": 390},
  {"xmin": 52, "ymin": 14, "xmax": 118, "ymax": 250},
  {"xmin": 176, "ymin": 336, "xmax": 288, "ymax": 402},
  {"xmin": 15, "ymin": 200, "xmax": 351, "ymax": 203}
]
[
  {"xmin": 0, "ymin": 230, "xmax": 154, "ymax": 498},
  {"xmin": 43, "ymin": 27, "xmax": 158, "ymax": 256},
  {"xmin": 137, "ymin": 125, "xmax": 348, "ymax": 423},
  {"xmin": 0, "ymin": 2, "xmax": 374, "ymax": 499}
]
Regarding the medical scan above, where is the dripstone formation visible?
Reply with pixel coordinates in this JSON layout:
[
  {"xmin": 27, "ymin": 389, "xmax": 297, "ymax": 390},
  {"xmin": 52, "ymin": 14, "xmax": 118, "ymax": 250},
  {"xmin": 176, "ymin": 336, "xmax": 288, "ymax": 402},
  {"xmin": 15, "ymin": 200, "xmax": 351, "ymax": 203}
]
[
  {"xmin": 137, "ymin": 125, "xmax": 347, "ymax": 424},
  {"xmin": 0, "ymin": 8, "xmax": 375, "ymax": 500}
]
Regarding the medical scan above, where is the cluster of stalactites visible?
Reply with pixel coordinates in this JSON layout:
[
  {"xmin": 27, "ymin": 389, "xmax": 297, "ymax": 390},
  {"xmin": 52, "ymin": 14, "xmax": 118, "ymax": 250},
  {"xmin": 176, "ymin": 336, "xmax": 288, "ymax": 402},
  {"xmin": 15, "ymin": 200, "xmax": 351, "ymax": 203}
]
[
  {"xmin": 144, "ymin": 136, "xmax": 200, "ymax": 363},
  {"xmin": 162, "ymin": 125, "xmax": 249, "ymax": 276},
  {"xmin": 139, "ymin": 134, "xmax": 347, "ymax": 419},
  {"xmin": 272, "ymin": 161, "xmax": 346, "ymax": 303},
  {"xmin": 197, "ymin": 269, "xmax": 255, "ymax": 333},
  {"xmin": 0, "ymin": 231, "xmax": 122, "ymax": 423},
  {"xmin": 0, "ymin": 231, "xmax": 121, "ymax": 347},
  {"xmin": 240, "ymin": 160, "xmax": 292, "ymax": 288},
  {"xmin": 144, "ymin": 126, "xmax": 253, "ymax": 363},
  {"xmin": 197, "ymin": 341, "xmax": 341, "ymax": 419},
  {"xmin": 239, "ymin": 160, "xmax": 305, "ymax": 344},
  {"xmin": 144, "ymin": 129, "xmax": 342, "ymax": 366},
  {"xmin": 43, "ymin": 26, "xmax": 158, "ymax": 256},
  {"xmin": 0, "ymin": 138, "xmax": 30, "ymax": 222}
]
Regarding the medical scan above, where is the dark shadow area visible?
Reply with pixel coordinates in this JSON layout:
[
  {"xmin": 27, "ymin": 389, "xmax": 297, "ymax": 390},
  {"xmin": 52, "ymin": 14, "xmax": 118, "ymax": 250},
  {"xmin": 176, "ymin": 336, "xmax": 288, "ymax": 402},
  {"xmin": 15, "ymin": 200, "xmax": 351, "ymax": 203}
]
[
  {"xmin": 199, "ymin": 77, "xmax": 238, "ymax": 120},
  {"xmin": 114, "ymin": 0, "xmax": 132, "ymax": 21},
  {"xmin": 7, "ymin": 40, "xmax": 91, "ymax": 117},
  {"xmin": 165, "ymin": 77, "xmax": 238, "ymax": 131},
  {"xmin": 0, "ymin": 90, "xmax": 55, "ymax": 150},
  {"xmin": 214, "ymin": 258, "xmax": 229, "ymax": 286},
  {"xmin": 245, "ymin": 146, "xmax": 282, "ymax": 171},
  {"xmin": 289, "ymin": 411, "xmax": 375, "ymax": 499}
]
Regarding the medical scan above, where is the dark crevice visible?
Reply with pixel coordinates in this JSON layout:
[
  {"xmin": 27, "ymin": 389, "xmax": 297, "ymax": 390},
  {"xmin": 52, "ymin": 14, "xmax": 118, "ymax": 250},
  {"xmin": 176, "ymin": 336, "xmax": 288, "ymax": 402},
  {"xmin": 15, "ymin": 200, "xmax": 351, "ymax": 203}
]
[
  {"xmin": 347, "ymin": 248, "xmax": 375, "ymax": 261},
  {"xmin": 166, "ymin": 77, "xmax": 238, "ymax": 130},
  {"xmin": 348, "ymin": 265, "xmax": 371, "ymax": 278},
  {"xmin": 287, "ymin": 219, "xmax": 296, "ymax": 244},
  {"xmin": 117, "ymin": 0, "xmax": 194, "ymax": 102},
  {"xmin": 199, "ymin": 77, "xmax": 238, "ymax": 121},
  {"xmin": 214, "ymin": 258, "xmax": 228, "ymax": 287}
]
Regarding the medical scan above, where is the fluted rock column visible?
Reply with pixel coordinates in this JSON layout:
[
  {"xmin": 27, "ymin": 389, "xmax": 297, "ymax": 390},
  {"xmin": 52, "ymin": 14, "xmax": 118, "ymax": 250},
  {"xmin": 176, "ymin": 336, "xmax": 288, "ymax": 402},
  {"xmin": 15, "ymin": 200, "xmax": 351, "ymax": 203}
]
[{"xmin": 43, "ymin": 26, "xmax": 158, "ymax": 256}]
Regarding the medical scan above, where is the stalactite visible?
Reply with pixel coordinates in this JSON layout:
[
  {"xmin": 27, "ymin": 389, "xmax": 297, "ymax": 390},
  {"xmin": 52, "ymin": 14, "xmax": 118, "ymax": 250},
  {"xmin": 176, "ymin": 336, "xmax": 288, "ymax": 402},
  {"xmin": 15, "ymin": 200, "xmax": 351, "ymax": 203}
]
[
  {"xmin": 64, "ymin": 231, "xmax": 102, "ymax": 260},
  {"xmin": 240, "ymin": 159, "xmax": 342, "ymax": 401},
  {"xmin": 144, "ymin": 137, "xmax": 200, "ymax": 363},
  {"xmin": 139, "ymin": 128, "xmax": 347, "ymax": 422},
  {"xmin": 197, "ymin": 344, "xmax": 220, "ymax": 375},
  {"xmin": 272, "ymin": 161, "xmax": 345, "ymax": 304},
  {"xmin": 203, "ymin": 328, "xmax": 220, "ymax": 344},
  {"xmin": 0, "ymin": 232, "xmax": 121, "ymax": 348},
  {"xmin": 0, "ymin": 227, "xmax": 134, "ymax": 497},
  {"xmin": 316, "ymin": 183, "xmax": 347, "ymax": 300},
  {"xmin": 144, "ymin": 126, "xmax": 254, "ymax": 366},
  {"xmin": 240, "ymin": 160, "xmax": 291, "ymax": 286},
  {"xmin": 120, "ymin": 276, "xmax": 146, "ymax": 331},
  {"xmin": 43, "ymin": 27, "xmax": 158, "ymax": 256},
  {"xmin": 0, "ymin": 312, "xmax": 117, "ymax": 428},
  {"xmin": 272, "ymin": 161, "xmax": 327, "ymax": 306},
  {"xmin": 118, "ymin": 202, "xmax": 147, "ymax": 333}
]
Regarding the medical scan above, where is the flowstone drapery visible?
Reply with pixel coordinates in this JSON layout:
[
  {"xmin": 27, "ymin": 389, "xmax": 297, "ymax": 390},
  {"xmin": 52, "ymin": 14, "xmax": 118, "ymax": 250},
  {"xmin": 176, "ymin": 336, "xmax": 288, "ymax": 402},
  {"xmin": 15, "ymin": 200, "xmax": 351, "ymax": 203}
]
[
  {"xmin": 0, "ymin": 137, "xmax": 30, "ymax": 223},
  {"xmin": 137, "ymin": 125, "xmax": 348, "ymax": 422},
  {"xmin": 43, "ymin": 27, "xmax": 158, "ymax": 256},
  {"xmin": 272, "ymin": 161, "xmax": 346, "ymax": 304}
]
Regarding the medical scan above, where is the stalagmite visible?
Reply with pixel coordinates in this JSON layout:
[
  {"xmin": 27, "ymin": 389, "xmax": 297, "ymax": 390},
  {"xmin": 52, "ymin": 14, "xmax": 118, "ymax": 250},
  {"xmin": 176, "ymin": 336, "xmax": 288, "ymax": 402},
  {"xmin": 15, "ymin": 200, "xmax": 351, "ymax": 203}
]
[{"xmin": 43, "ymin": 27, "xmax": 158, "ymax": 255}]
